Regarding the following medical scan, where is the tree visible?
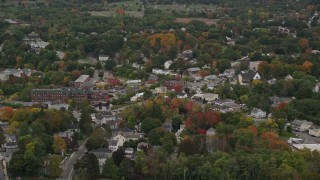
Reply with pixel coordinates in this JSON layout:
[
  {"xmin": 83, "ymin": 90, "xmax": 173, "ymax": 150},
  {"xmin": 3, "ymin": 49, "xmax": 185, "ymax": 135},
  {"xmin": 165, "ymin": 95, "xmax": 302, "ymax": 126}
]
[
  {"xmin": 172, "ymin": 115, "xmax": 182, "ymax": 132},
  {"xmin": 217, "ymin": 59, "xmax": 231, "ymax": 73},
  {"xmin": 47, "ymin": 155, "xmax": 63, "ymax": 178},
  {"xmin": 79, "ymin": 107, "xmax": 93, "ymax": 136},
  {"xmin": 85, "ymin": 127, "xmax": 109, "ymax": 151},
  {"xmin": 8, "ymin": 151, "xmax": 26, "ymax": 177},
  {"xmin": 161, "ymin": 133, "xmax": 177, "ymax": 153},
  {"xmin": 105, "ymin": 59, "xmax": 117, "ymax": 70},
  {"xmin": 74, "ymin": 153, "xmax": 100, "ymax": 180},
  {"xmin": 179, "ymin": 136, "xmax": 199, "ymax": 156},
  {"xmin": 148, "ymin": 127, "xmax": 166, "ymax": 145},
  {"xmin": 102, "ymin": 158, "xmax": 118, "ymax": 179},
  {"xmin": 119, "ymin": 158, "xmax": 134, "ymax": 179},
  {"xmin": 52, "ymin": 135, "xmax": 67, "ymax": 155},
  {"xmin": 141, "ymin": 118, "xmax": 162, "ymax": 134},
  {"xmin": 0, "ymin": 126, "xmax": 5, "ymax": 146},
  {"xmin": 112, "ymin": 148, "xmax": 126, "ymax": 167}
]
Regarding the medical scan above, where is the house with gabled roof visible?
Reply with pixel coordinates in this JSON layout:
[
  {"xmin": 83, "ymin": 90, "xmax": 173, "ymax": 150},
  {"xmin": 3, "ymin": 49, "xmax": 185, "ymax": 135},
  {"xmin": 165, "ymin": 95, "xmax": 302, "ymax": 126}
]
[{"xmin": 238, "ymin": 70, "xmax": 261, "ymax": 85}]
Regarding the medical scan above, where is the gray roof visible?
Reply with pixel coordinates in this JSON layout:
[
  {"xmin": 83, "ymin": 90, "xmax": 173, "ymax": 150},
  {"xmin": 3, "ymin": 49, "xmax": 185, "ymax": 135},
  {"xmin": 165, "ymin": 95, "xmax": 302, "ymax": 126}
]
[
  {"xmin": 240, "ymin": 70, "xmax": 257, "ymax": 82},
  {"xmin": 292, "ymin": 120, "xmax": 313, "ymax": 126}
]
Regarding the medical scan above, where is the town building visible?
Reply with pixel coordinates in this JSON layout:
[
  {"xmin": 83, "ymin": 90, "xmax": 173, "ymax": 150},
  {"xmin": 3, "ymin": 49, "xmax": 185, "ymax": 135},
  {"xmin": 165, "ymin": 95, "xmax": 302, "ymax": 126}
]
[{"xmin": 30, "ymin": 88, "xmax": 88, "ymax": 102}]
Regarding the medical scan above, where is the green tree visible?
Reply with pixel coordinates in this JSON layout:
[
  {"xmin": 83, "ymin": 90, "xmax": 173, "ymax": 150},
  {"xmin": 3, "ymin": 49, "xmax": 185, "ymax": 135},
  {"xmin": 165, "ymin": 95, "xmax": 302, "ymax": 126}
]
[
  {"xmin": 102, "ymin": 158, "xmax": 118, "ymax": 179},
  {"xmin": 8, "ymin": 151, "xmax": 26, "ymax": 177},
  {"xmin": 85, "ymin": 127, "xmax": 109, "ymax": 151},
  {"xmin": 74, "ymin": 153, "xmax": 100, "ymax": 180},
  {"xmin": 141, "ymin": 118, "xmax": 162, "ymax": 134},
  {"xmin": 161, "ymin": 132, "xmax": 177, "ymax": 153},
  {"xmin": 47, "ymin": 155, "xmax": 63, "ymax": 178},
  {"xmin": 148, "ymin": 127, "xmax": 166, "ymax": 145},
  {"xmin": 217, "ymin": 59, "xmax": 231, "ymax": 73}
]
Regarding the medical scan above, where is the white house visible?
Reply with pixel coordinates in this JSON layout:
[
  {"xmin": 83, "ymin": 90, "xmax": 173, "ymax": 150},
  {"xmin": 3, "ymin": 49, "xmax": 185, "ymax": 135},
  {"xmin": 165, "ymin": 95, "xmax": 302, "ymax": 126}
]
[
  {"xmin": 164, "ymin": 60, "xmax": 173, "ymax": 69},
  {"xmin": 250, "ymin": 108, "xmax": 266, "ymax": 118},
  {"xmin": 126, "ymin": 80, "xmax": 141, "ymax": 87},
  {"xmin": 309, "ymin": 128, "xmax": 320, "ymax": 137},
  {"xmin": 98, "ymin": 55, "xmax": 109, "ymax": 61},
  {"xmin": 130, "ymin": 92, "xmax": 144, "ymax": 102},
  {"xmin": 291, "ymin": 120, "xmax": 313, "ymax": 132},
  {"xmin": 112, "ymin": 134, "xmax": 126, "ymax": 147},
  {"xmin": 313, "ymin": 82, "xmax": 320, "ymax": 93}
]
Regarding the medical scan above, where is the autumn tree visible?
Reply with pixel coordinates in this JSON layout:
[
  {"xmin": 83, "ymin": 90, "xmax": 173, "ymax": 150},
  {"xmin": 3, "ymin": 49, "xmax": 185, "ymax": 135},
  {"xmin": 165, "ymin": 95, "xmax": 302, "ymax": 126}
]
[
  {"xmin": 52, "ymin": 135, "xmax": 67, "ymax": 155},
  {"xmin": 179, "ymin": 136, "xmax": 199, "ymax": 156}
]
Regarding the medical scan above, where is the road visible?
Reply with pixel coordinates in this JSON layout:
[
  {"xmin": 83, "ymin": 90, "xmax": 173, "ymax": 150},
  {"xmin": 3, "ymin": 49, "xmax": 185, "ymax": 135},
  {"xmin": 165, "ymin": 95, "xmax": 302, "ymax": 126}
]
[
  {"xmin": 293, "ymin": 131, "xmax": 320, "ymax": 144},
  {"xmin": 0, "ymin": 159, "xmax": 8, "ymax": 180},
  {"xmin": 58, "ymin": 141, "xmax": 87, "ymax": 180}
]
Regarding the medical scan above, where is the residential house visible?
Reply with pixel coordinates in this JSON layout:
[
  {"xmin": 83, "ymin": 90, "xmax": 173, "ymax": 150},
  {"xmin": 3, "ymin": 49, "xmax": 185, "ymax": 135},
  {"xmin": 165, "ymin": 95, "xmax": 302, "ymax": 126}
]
[
  {"xmin": 90, "ymin": 148, "xmax": 113, "ymax": 172},
  {"xmin": 250, "ymin": 108, "xmax": 266, "ymax": 118},
  {"xmin": 182, "ymin": 50, "xmax": 193, "ymax": 58},
  {"xmin": 267, "ymin": 78, "xmax": 277, "ymax": 85},
  {"xmin": 249, "ymin": 61, "xmax": 262, "ymax": 71},
  {"xmin": 164, "ymin": 60, "xmax": 173, "ymax": 69},
  {"xmin": 47, "ymin": 102, "xmax": 69, "ymax": 110},
  {"xmin": 125, "ymin": 147, "xmax": 134, "ymax": 158},
  {"xmin": 175, "ymin": 125, "xmax": 186, "ymax": 143},
  {"xmin": 177, "ymin": 93, "xmax": 188, "ymax": 99},
  {"xmin": 155, "ymin": 86, "xmax": 168, "ymax": 94},
  {"xmin": 238, "ymin": 70, "xmax": 261, "ymax": 85},
  {"xmin": 162, "ymin": 122, "xmax": 172, "ymax": 132},
  {"xmin": 309, "ymin": 128, "xmax": 320, "ymax": 137},
  {"xmin": 313, "ymin": 82, "xmax": 320, "ymax": 93},
  {"xmin": 126, "ymin": 80, "xmax": 142, "ymax": 88},
  {"xmin": 204, "ymin": 75, "xmax": 217, "ymax": 81},
  {"xmin": 291, "ymin": 120, "xmax": 313, "ymax": 132},
  {"xmin": 192, "ymin": 93, "xmax": 219, "ymax": 102},
  {"xmin": 184, "ymin": 67, "xmax": 201, "ymax": 76},
  {"xmin": 152, "ymin": 68, "xmax": 173, "ymax": 75},
  {"xmin": 98, "ymin": 55, "xmax": 109, "ymax": 62},
  {"xmin": 148, "ymin": 74, "xmax": 159, "ymax": 85},
  {"xmin": 206, "ymin": 128, "xmax": 216, "ymax": 136},
  {"xmin": 223, "ymin": 69, "xmax": 235, "ymax": 78},
  {"xmin": 269, "ymin": 96, "xmax": 293, "ymax": 108},
  {"xmin": 108, "ymin": 140, "xmax": 118, "ymax": 151},
  {"xmin": 4, "ymin": 134, "xmax": 18, "ymax": 152},
  {"xmin": 130, "ymin": 92, "xmax": 144, "ymax": 102},
  {"xmin": 0, "ymin": 68, "xmax": 33, "ymax": 81},
  {"xmin": 137, "ymin": 142, "xmax": 148, "ymax": 152},
  {"xmin": 166, "ymin": 80, "xmax": 185, "ymax": 92},
  {"xmin": 132, "ymin": 63, "xmax": 141, "ymax": 69},
  {"xmin": 92, "ymin": 112, "xmax": 120, "ymax": 126},
  {"xmin": 211, "ymin": 99, "xmax": 242, "ymax": 113},
  {"xmin": 285, "ymin": 74, "xmax": 293, "ymax": 80}
]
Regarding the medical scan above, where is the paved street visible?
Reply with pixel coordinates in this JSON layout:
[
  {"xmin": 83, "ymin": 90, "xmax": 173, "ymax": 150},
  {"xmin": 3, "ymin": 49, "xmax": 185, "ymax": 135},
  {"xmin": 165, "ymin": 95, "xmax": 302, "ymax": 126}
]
[
  {"xmin": 293, "ymin": 131, "xmax": 320, "ymax": 144},
  {"xmin": 58, "ymin": 141, "xmax": 87, "ymax": 180},
  {"xmin": 0, "ymin": 160, "xmax": 8, "ymax": 180}
]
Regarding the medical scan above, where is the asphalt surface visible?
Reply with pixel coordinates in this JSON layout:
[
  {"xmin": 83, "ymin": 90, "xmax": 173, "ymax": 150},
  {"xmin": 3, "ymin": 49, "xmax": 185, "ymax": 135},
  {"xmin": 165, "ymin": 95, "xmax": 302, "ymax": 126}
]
[
  {"xmin": 293, "ymin": 131, "xmax": 320, "ymax": 144},
  {"xmin": 0, "ymin": 159, "xmax": 8, "ymax": 180},
  {"xmin": 58, "ymin": 141, "xmax": 87, "ymax": 180}
]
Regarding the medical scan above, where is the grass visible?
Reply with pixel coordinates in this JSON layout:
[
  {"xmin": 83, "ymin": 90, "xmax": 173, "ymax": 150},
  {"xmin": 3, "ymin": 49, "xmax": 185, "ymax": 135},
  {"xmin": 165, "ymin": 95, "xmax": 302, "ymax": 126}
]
[
  {"xmin": 91, "ymin": 0, "xmax": 144, "ymax": 18},
  {"xmin": 145, "ymin": 3, "xmax": 217, "ymax": 14}
]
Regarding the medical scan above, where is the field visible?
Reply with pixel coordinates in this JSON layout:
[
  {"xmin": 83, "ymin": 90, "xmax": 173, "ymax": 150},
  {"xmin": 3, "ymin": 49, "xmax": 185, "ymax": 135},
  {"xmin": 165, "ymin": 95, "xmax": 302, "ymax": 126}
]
[
  {"xmin": 91, "ymin": 0, "xmax": 144, "ymax": 18},
  {"xmin": 174, "ymin": 17, "xmax": 219, "ymax": 25},
  {"xmin": 146, "ymin": 3, "xmax": 217, "ymax": 14}
]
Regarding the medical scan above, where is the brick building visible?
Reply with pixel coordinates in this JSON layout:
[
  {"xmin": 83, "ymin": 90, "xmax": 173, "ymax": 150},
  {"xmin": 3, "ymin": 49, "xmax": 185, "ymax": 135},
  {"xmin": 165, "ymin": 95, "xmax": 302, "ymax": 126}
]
[{"xmin": 30, "ymin": 88, "xmax": 88, "ymax": 102}]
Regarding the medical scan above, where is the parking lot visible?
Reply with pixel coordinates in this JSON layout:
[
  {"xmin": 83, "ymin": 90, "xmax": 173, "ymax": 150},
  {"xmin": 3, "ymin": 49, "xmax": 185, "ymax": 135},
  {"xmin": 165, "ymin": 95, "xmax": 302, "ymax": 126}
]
[{"xmin": 293, "ymin": 131, "xmax": 320, "ymax": 144}]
